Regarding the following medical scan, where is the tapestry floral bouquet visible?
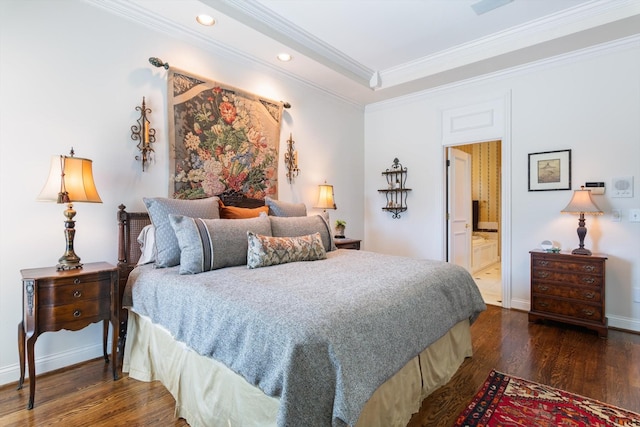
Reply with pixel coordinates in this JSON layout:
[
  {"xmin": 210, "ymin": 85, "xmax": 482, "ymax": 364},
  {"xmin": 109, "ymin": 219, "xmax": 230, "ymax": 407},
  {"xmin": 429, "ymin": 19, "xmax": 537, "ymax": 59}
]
[{"xmin": 172, "ymin": 85, "xmax": 279, "ymax": 200}]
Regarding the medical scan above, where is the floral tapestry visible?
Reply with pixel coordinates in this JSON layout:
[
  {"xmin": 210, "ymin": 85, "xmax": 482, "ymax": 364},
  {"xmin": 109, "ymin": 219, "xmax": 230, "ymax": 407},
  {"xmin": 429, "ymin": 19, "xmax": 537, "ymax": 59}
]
[{"xmin": 168, "ymin": 69, "xmax": 283, "ymax": 199}]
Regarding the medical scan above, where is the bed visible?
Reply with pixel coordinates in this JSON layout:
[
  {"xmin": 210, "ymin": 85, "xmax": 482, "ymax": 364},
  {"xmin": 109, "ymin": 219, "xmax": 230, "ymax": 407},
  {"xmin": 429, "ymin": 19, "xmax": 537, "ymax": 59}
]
[{"xmin": 117, "ymin": 196, "xmax": 486, "ymax": 427}]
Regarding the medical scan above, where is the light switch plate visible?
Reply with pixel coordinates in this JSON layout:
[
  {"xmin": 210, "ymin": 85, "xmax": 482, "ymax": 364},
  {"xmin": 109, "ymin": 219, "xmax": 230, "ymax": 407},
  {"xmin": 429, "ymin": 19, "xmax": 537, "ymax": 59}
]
[
  {"xmin": 630, "ymin": 209, "xmax": 640, "ymax": 223},
  {"xmin": 611, "ymin": 209, "xmax": 621, "ymax": 222}
]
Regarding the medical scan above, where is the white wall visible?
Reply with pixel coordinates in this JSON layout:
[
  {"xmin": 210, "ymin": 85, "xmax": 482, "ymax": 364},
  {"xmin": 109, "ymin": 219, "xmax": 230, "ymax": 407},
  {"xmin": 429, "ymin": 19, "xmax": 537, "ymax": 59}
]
[
  {"xmin": 0, "ymin": 0, "xmax": 364, "ymax": 385},
  {"xmin": 365, "ymin": 37, "xmax": 640, "ymax": 332}
]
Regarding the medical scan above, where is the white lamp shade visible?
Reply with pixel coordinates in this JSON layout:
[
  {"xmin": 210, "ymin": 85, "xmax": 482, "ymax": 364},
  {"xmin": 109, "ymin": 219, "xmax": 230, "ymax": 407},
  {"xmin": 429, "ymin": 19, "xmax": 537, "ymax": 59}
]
[
  {"xmin": 38, "ymin": 155, "xmax": 102, "ymax": 203},
  {"xmin": 315, "ymin": 183, "xmax": 336, "ymax": 210},
  {"xmin": 561, "ymin": 188, "xmax": 602, "ymax": 215}
]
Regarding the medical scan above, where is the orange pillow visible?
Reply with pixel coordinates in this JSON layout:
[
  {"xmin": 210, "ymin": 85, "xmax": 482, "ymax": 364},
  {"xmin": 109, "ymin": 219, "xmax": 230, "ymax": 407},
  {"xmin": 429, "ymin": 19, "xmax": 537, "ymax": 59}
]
[{"xmin": 218, "ymin": 199, "xmax": 268, "ymax": 219}]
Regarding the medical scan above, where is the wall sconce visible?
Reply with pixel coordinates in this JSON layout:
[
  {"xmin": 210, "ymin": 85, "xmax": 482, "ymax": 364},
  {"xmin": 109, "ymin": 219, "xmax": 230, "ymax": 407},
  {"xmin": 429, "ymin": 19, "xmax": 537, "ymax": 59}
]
[
  {"xmin": 130, "ymin": 97, "xmax": 155, "ymax": 171},
  {"xmin": 561, "ymin": 186, "xmax": 603, "ymax": 255},
  {"xmin": 284, "ymin": 133, "xmax": 299, "ymax": 183},
  {"xmin": 37, "ymin": 148, "xmax": 103, "ymax": 270}
]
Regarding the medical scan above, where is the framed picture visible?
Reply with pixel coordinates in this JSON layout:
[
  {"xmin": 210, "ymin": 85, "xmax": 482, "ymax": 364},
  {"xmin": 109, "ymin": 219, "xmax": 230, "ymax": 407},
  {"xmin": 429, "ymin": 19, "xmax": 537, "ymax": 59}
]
[{"xmin": 528, "ymin": 149, "xmax": 571, "ymax": 191}]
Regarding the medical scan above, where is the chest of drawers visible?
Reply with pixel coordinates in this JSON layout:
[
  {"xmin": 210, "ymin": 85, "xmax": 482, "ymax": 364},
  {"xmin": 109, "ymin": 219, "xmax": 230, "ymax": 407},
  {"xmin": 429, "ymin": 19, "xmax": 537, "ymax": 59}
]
[{"xmin": 529, "ymin": 250, "xmax": 607, "ymax": 337}]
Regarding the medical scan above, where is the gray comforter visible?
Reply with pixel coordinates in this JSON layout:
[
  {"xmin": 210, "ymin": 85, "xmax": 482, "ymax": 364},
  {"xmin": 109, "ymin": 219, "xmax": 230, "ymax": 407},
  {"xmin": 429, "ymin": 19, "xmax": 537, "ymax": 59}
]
[{"xmin": 124, "ymin": 249, "xmax": 486, "ymax": 427}]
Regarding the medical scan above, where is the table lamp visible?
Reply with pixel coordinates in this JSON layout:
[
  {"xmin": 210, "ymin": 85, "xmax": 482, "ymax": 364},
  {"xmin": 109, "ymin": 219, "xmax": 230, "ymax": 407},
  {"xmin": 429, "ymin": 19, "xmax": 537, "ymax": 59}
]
[
  {"xmin": 561, "ymin": 186, "xmax": 602, "ymax": 255},
  {"xmin": 38, "ymin": 149, "xmax": 102, "ymax": 270}
]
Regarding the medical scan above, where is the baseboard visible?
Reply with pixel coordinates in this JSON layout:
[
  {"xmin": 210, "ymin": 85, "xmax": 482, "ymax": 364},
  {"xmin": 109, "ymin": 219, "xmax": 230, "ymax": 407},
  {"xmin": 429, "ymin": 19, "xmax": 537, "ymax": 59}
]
[
  {"xmin": 509, "ymin": 298, "xmax": 530, "ymax": 312},
  {"xmin": 608, "ymin": 314, "xmax": 640, "ymax": 334},
  {"xmin": 0, "ymin": 341, "xmax": 110, "ymax": 387}
]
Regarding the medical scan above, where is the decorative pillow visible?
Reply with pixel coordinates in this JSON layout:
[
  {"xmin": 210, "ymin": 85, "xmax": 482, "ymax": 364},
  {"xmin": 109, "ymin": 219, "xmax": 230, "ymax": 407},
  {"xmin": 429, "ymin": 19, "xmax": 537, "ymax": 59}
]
[
  {"xmin": 143, "ymin": 197, "xmax": 220, "ymax": 268},
  {"xmin": 169, "ymin": 213, "xmax": 272, "ymax": 274},
  {"xmin": 265, "ymin": 197, "xmax": 307, "ymax": 217},
  {"xmin": 269, "ymin": 215, "xmax": 335, "ymax": 252},
  {"xmin": 218, "ymin": 199, "xmax": 269, "ymax": 219},
  {"xmin": 136, "ymin": 224, "xmax": 156, "ymax": 266},
  {"xmin": 247, "ymin": 232, "xmax": 326, "ymax": 269}
]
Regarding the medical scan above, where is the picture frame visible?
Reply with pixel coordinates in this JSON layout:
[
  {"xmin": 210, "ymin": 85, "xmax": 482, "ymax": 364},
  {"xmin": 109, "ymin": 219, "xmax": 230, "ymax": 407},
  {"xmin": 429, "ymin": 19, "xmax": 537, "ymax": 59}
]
[{"xmin": 528, "ymin": 149, "xmax": 571, "ymax": 191}]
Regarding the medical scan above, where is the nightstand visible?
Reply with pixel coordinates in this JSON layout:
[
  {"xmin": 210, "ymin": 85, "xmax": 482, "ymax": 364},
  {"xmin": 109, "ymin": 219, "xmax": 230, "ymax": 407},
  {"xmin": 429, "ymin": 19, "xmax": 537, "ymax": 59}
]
[
  {"xmin": 335, "ymin": 238, "xmax": 361, "ymax": 250},
  {"xmin": 529, "ymin": 250, "xmax": 607, "ymax": 337},
  {"xmin": 17, "ymin": 262, "xmax": 119, "ymax": 409}
]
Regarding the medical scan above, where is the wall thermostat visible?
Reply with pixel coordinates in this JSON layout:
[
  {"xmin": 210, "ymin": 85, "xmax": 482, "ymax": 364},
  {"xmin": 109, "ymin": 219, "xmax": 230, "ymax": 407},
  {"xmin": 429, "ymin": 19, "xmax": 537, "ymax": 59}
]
[
  {"xmin": 585, "ymin": 182, "xmax": 605, "ymax": 195},
  {"xmin": 612, "ymin": 176, "xmax": 633, "ymax": 198}
]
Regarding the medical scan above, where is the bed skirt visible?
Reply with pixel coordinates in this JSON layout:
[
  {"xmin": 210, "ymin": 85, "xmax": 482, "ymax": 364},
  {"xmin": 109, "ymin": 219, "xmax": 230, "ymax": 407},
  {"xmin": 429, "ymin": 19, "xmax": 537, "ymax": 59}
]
[{"xmin": 123, "ymin": 311, "xmax": 472, "ymax": 427}]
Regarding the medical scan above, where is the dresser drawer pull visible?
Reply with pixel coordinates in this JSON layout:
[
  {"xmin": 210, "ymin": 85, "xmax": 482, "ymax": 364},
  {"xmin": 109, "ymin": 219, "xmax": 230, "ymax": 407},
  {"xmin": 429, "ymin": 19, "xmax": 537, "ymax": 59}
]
[
  {"xmin": 583, "ymin": 291, "xmax": 595, "ymax": 299},
  {"xmin": 582, "ymin": 265, "xmax": 596, "ymax": 272},
  {"xmin": 581, "ymin": 277, "xmax": 595, "ymax": 285},
  {"xmin": 536, "ymin": 271, "xmax": 550, "ymax": 278},
  {"xmin": 74, "ymin": 278, "xmax": 81, "ymax": 285},
  {"xmin": 582, "ymin": 309, "xmax": 595, "ymax": 317},
  {"xmin": 539, "ymin": 302, "xmax": 549, "ymax": 308},
  {"xmin": 73, "ymin": 290, "xmax": 82, "ymax": 298},
  {"xmin": 537, "ymin": 285, "xmax": 549, "ymax": 291},
  {"xmin": 538, "ymin": 260, "xmax": 549, "ymax": 267},
  {"xmin": 73, "ymin": 310, "xmax": 82, "ymax": 318}
]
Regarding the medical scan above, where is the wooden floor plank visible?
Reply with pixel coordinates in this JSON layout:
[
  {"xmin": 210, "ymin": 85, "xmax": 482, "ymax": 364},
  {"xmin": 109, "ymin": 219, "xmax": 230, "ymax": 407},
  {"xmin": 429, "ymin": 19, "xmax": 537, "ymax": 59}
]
[{"xmin": 1, "ymin": 306, "xmax": 638, "ymax": 426}]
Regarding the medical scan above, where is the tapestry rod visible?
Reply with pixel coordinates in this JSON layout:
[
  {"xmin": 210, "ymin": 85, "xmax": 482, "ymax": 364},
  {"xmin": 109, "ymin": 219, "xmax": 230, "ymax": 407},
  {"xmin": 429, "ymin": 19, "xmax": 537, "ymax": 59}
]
[{"xmin": 147, "ymin": 57, "xmax": 291, "ymax": 109}]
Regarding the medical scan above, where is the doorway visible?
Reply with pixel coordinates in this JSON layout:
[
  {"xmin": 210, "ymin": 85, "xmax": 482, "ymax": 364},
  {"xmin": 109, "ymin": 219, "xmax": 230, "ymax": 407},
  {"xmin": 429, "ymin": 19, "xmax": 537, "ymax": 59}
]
[{"xmin": 447, "ymin": 141, "xmax": 502, "ymax": 306}]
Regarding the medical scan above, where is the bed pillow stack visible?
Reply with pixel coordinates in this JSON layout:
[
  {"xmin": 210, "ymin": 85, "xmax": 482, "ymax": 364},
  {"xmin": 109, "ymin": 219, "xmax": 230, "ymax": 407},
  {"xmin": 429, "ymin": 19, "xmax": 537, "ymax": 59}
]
[
  {"xmin": 143, "ymin": 197, "xmax": 220, "ymax": 268},
  {"xmin": 142, "ymin": 196, "xmax": 334, "ymax": 273},
  {"xmin": 170, "ymin": 214, "xmax": 272, "ymax": 274}
]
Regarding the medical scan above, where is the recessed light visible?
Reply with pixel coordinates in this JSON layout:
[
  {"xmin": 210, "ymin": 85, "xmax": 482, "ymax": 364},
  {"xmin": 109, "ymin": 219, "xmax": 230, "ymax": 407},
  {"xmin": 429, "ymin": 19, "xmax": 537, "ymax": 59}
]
[
  {"xmin": 277, "ymin": 53, "xmax": 292, "ymax": 62},
  {"xmin": 196, "ymin": 14, "xmax": 215, "ymax": 26}
]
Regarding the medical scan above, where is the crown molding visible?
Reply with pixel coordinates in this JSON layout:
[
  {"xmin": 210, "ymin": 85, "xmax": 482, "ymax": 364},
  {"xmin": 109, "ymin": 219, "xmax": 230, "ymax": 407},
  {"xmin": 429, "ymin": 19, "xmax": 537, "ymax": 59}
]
[
  {"xmin": 84, "ymin": 0, "xmax": 366, "ymax": 109},
  {"xmin": 201, "ymin": 0, "xmax": 375, "ymax": 87},
  {"xmin": 368, "ymin": 33, "xmax": 640, "ymax": 111},
  {"xmin": 378, "ymin": 0, "xmax": 640, "ymax": 89}
]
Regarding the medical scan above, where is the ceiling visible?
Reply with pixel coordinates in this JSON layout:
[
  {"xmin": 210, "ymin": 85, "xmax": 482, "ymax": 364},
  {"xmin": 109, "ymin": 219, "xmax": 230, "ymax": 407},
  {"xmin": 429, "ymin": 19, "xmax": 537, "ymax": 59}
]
[{"xmin": 90, "ymin": 0, "xmax": 640, "ymax": 106}]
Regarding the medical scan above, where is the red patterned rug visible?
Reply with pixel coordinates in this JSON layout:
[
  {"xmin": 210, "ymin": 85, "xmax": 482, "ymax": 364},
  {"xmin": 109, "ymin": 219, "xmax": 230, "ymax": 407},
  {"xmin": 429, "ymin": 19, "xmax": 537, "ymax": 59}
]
[{"xmin": 454, "ymin": 370, "xmax": 640, "ymax": 426}]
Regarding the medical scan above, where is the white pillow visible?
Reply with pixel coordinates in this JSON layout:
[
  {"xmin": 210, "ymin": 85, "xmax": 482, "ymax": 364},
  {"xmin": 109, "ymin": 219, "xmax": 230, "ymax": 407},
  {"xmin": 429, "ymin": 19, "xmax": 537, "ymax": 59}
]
[{"xmin": 136, "ymin": 224, "xmax": 156, "ymax": 266}]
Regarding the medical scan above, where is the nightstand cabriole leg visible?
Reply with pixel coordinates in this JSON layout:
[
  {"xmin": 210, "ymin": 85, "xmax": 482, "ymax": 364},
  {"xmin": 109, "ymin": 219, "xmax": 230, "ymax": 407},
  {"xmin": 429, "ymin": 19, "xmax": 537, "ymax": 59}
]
[
  {"xmin": 17, "ymin": 321, "xmax": 25, "ymax": 390},
  {"xmin": 102, "ymin": 319, "xmax": 109, "ymax": 363}
]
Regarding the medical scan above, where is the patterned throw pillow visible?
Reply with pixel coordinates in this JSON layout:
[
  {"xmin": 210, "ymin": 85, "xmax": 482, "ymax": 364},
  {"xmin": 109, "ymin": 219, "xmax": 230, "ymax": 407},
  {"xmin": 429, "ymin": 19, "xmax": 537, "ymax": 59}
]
[
  {"xmin": 170, "ymin": 213, "xmax": 272, "ymax": 274},
  {"xmin": 246, "ymin": 232, "xmax": 326, "ymax": 269},
  {"xmin": 265, "ymin": 197, "xmax": 307, "ymax": 217},
  {"xmin": 143, "ymin": 197, "xmax": 220, "ymax": 268}
]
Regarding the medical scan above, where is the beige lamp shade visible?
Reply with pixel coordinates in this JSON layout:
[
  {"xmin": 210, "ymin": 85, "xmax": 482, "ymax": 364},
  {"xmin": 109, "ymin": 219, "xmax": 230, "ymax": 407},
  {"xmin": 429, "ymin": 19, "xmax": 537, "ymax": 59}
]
[
  {"xmin": 561, "ymin": 187, "xmax": 602, "ymax": 215},
  {"xmin": 38, "ymin": 155, "xmax": 102, "ymax": 203},
  {"xmin": 561, "ymin": 186, "xmax": 602, "ymax": 256},
  {"xmin": 315, "ymin": 183, "xmax": 336, "ymax": 210}
]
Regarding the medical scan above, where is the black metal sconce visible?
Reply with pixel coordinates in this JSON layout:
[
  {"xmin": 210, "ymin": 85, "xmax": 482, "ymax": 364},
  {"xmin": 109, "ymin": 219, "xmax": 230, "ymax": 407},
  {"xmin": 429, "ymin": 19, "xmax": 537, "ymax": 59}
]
[{"xmin": 131, "ymin": 97, "xmax": 155, "ymax": 171}]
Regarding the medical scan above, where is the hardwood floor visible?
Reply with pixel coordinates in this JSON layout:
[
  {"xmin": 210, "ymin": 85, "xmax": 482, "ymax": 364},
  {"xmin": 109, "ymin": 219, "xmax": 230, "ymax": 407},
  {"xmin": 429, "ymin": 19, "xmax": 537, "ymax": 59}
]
[{"xmin": 1, "ymin": 306, "xmax": 638, "ymax": 426}]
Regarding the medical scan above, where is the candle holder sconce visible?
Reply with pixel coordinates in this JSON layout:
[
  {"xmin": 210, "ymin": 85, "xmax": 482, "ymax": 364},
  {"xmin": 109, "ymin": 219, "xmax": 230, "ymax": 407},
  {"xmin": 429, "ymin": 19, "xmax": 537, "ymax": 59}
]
[
  {"xmin": 284, "ymin": 133, "xmax": 299, "ymax": 183},
  {"xmin": 131, "ymin": 97, "xmax": 155, "ymax": 171}
]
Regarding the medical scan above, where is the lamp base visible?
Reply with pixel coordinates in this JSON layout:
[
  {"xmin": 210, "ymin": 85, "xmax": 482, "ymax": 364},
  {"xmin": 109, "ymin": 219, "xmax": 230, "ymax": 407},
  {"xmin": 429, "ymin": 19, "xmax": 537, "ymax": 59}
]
[
  {"xmin": 56, "ymin": 261, "xmax": 83, "ymax": 271},
  {"xmin": 571, "ymin": 247, "xmax": 592, "ymax": 256}
]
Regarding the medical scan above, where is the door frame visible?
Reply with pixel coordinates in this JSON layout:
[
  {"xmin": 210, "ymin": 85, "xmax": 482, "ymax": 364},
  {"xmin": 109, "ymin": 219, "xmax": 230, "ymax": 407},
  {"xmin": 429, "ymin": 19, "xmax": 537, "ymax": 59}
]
[{"xmin": 440, "ymin": 94, "xmax": 512, "ymax": 308}]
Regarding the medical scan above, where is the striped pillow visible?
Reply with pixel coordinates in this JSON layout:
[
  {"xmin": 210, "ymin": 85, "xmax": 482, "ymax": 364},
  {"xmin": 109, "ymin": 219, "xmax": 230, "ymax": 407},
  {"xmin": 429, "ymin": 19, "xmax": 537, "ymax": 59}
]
[{"xmin": 169, "ymin": 213, "xmax": 271, "ymax": 274}]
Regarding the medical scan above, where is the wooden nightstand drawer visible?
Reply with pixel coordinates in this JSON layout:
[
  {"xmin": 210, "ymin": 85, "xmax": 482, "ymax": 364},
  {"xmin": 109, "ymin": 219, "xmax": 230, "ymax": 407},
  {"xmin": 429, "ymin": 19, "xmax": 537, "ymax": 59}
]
[
  {"xmin": 532, "ymin": 296, "xmax": 603, "ymax": 322},
  {"xmin": 39, "ymin": 297, "xmax": 111, "ymax": 330},
  {"xmin": 532, "ymin": 257, "xmax": 603, "ymax": 275},
  {"xmin": 532, "ymin": 283, "xmax": 602, "ymax": 302},
  {"xmin": 334, "ymin": 238, "xmax": 361, "ymax": 250},
  {"xmin": 39, "ymin": 281, "xmax": 111, "ymax": 306},
  {"xmin": 531, "ymin": 270, "xmax": 603, "ymax": 287}
]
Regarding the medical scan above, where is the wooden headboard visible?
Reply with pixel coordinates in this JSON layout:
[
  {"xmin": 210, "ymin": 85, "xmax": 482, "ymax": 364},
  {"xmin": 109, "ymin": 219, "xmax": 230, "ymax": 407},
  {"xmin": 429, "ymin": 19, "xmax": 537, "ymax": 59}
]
[{"xmin": 115, "ymin": 192, "xmax": 266, "ymax": 358}]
